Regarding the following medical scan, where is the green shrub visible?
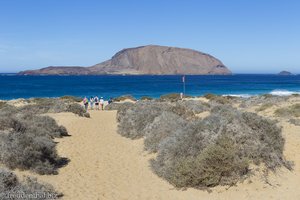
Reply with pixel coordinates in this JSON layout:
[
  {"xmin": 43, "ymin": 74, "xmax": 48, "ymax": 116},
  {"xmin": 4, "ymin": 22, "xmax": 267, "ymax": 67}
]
[{"xmin": 275, "ymin": 104, "xmax": 300, "ymax": 117}]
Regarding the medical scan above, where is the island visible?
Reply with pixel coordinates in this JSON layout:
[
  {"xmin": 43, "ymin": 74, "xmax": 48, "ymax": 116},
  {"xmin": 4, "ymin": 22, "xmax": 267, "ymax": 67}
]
[{"xmin": 18, "ymin": 45, "xmax": 232, "ymax": 75}]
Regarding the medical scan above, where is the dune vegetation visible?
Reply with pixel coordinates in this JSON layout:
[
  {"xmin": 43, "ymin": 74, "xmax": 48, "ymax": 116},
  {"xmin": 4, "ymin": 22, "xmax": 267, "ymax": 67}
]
[
  {"xmin": 0, "ymin": 96, "xmax": 89, "ymax": 198},
  {"xmin": 114, "ymin": 96, "xmax": 292, "ymax": 188}
]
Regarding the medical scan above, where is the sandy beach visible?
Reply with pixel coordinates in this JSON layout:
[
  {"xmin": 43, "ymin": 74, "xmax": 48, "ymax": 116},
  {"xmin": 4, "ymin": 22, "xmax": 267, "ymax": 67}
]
[{"xmin": 12, "ymin": 100, "xmax": 300, "ymax": 200}]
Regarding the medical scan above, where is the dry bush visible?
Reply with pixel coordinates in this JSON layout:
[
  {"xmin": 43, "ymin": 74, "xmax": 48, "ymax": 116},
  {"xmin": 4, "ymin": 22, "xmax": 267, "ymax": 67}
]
[
  {"xmin": 105, "ymin": 102, "xmax": 134, "ymax": 111},
  {"xmin": 151, "ymin": 105, "xmax": 290, "ymax": 188},
  {"xmin": 255, "ymin": 103, "xmax": 273, "ymax": 112},
  {"xmin": 289, "ymin": 119, "xmax": 300, "ymax": 126},
  {"xmin": 0, "ymin": 104, "xmax": 69, "ymax": 175},
  {"xmin": 0, "ymin": 168, "xmax": 61, "ymax": 199},
  {"xmin": 275, "ymin": 104, "xmax": 300, "ymax": 117},
  {"xmin": 159, "ymin": 93, "xmax": 181, "ymax": 102},
  {"xmin": 144, "ymin": 112, "xmax": 188, "ymax": 153},
  {"xmin": 117, "ymin": 101, "xmax": 198, "ymax": 139},
  {"xmin": 0, "ymin": 101, "xmax": 7, "ymax": 109},
  {"xmin": 66, "ymin": 103, "xmax": 90, "ymax": 118},
  {"xmin": 239, "ymin": 95, "xmax": 288, "ymax": 109},
  {"xmin": 140, "ymin": 96, "xmax": 153, "ymax": 101},
  {"xmin": 117, "ymin": 102, "xmax": 168, "ymax": 139},
  {"xmin": 177, "ymin": 100, "xmax": 210, "ymax": 114},
  {"xmin": 60, "ymin": 96, "xmax": 83, "ymax": 102},
  {"xmin": 0, "ymin": 131, "xmax": 66, "ymax": 175},
  {"xmin": 113, "ymin": 95, "xmax": 136, "ymax": 102}
]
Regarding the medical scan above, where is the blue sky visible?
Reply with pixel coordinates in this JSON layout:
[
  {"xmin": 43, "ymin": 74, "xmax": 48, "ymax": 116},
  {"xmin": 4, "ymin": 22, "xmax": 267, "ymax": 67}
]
[{"xmin": 0, "ymin": 0, "xmax": 299, "ymax": 73}]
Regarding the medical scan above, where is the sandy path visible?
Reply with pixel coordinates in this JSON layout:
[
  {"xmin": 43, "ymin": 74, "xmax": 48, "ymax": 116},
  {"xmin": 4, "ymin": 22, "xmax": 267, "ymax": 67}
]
[{"xmin": 15, "ymin": 110, "xmax": 300, "ymax": 200}]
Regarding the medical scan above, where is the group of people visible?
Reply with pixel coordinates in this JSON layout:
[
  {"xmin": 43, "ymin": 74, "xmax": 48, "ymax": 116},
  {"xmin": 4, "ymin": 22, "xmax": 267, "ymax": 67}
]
[{"xmin": 83, "ymin": 96, "xmax": 106, "ymax": 111}]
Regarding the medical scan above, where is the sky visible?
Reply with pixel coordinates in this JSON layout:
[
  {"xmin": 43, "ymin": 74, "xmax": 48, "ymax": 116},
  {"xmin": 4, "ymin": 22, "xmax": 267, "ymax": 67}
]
[{"xmin": 0, "ymin": 0, "xmax": 299, "ymax": 74}]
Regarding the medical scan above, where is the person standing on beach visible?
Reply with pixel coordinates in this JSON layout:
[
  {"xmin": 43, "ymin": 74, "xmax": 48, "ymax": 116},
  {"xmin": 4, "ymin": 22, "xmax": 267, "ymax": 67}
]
[
  {"xmin": 99, "ymin": 97, "xmax": 104, "ymax": 110},
  {"xmin": 83, "ymin": 96, "xmax": 89, "ymax": 111},
  {"xmin": 90, "ymin": 96, "xmax": 95, "ymax": 110},
  {"xmin": 94, "ymin": 96, "xmax": 99, "ymax": 110}
]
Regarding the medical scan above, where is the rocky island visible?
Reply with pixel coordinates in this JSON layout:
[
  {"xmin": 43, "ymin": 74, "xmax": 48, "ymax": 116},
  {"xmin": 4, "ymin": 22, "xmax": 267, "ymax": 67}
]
[
  {"xmin": 18, "ymin": 45, "xmax": 231, "ymax": 75},
  {"xmin": 278, "ymin": 71, "xmax": 293, "ymax": 75}
]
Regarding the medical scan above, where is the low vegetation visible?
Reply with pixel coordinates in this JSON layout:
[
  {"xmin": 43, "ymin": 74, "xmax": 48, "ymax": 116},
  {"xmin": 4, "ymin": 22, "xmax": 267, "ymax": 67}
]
[
  {"xmin": 159, "ymin": 93, "xmax": 182, "ymax": 102},
  {"xmin": 0, "ymin": 168, "xmax": 61, "ymax": 199},
  {"xmin": 19, "ymin": 98, "xmax": 89, "ymax": 117},
  {"xmin": 274, "ymin": 104, "xmax": 300, "ymax": 117},
  {"xmin": 60, "ymin": 95, "xmax": 83, "ymax": 102},
  {"xmin": 255, "ymin": 103, "xmax": 274, "ymax": 112},
  {"xmin": 112, "ymin": 95, "xmax": 136, "ymax": 102},
  {"xmin": 140, "ymin": 96, "xmax": 153, "ymax": 101},
  {"xmin": 116, "ymin": 100, "xmax": 291, "ymax": 188}
]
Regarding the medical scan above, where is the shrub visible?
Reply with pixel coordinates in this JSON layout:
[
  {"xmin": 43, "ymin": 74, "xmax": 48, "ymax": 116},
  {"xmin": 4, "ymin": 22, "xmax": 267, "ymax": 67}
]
[
  {"xmin": 289, "ymin": 119, "xmax": 300, "ymax": 126},
  {"xmin": 113, "ymin": 95, "xmax": 136, "ymax": 102},
  {"xmin": 177, "ymin": 100, "xmax": 210, "ymax": 114},
  {"xmin": 0, "ymin": 131, "xmax": 65, "ymax": 175},
  {"xmin": 151, "ymin": 105, "xmax": 289, "ymax": 188},
  {"xmin": 159, "ymin": 93, "xmax": 181, "ymax": 102},
  {"xmin": 255, "ymin": 103, "xmax": 274, "ymax": 112},
  {"xmin": 140, "ymin": 96, "xmax": 153, "ymax": 101},
  {"xmin": 0, "ymin": 168, "xmax": 61, "ymax": 199},
  {"xmin": 117, "ymin": 101, "xmax": 197, "ymax": 139},
  {"xmin": 105, "ymin": 102, "xmax": 133, "ymax": 111},
  {"xmin": 203, "ymin": 93, "xmax": 216, "ymax": 100},
  {"xmin": 60, "ymin": 96, "xmax": 83, "ymax": 102},
  {"xmin": 67, "ymin": 103, "xmax": 90, "ymax": 118},
  {"xmin": 144, "ymin": 112, "xmax": 188, "ymax": 153},
  {"xmin": 0, "ymin": 101, "xmax": 7, "ymax": 109},
  {"xmin": 117, "ymin": 102, "xmax": 167, "ymax": 139},
  {"xmin": 275, "ymin": 104, "xmax": 300, "ymax": 117}
]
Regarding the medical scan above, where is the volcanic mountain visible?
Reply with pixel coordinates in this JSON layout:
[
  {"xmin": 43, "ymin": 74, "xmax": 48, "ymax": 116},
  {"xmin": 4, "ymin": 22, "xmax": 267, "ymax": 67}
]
[{"xmin": 19, "ymin": 45, "xmax": 231, "ymax": 75}]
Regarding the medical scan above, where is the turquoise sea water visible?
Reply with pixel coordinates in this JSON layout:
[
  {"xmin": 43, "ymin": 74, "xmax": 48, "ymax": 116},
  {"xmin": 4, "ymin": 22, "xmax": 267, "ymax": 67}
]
[{"xmin": 0, "ymin": 74, "xmax": 300, "ymax": 100}]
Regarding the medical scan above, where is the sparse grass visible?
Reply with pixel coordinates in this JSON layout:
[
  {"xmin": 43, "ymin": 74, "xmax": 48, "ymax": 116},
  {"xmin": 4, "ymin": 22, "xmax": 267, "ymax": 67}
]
[
  {"xmin": 0, "ymin": 168, "xmax": 61, "ymax": 199},
  {"xmin": 255, "ymin": 103, "xmax": 273, "ymax": 112},
  {"xmin": 275, "ymin": 104, "xmax": 300, "ymax": 117}
]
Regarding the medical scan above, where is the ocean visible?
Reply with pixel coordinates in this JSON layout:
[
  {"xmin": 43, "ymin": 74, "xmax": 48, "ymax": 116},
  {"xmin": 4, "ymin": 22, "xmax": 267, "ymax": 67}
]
[{"xmin": 0, "ymin": 74, "xmax": 300, "ymax": 100}]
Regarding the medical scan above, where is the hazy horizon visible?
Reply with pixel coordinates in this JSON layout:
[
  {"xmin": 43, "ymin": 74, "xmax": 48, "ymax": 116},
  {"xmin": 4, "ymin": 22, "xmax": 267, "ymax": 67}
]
[{"xmin": 0, "ymin": 0, "xmax": 299, "ymax": 74}]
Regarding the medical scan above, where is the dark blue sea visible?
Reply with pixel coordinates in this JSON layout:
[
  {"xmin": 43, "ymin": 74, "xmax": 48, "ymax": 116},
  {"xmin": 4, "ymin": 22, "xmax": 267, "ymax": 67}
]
[{"xmin": 1, "ymin": 74, "xmax": 300, "ymax": 100}]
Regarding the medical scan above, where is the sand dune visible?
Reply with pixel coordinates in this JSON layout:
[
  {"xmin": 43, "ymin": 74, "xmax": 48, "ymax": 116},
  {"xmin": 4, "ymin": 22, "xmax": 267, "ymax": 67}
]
[{"xmin": 15, "ymin": 108, "xmax": 300, "ymax": 200}]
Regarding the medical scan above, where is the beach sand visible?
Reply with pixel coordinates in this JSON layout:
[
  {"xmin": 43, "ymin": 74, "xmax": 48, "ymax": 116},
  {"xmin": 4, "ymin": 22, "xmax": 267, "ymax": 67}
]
[{"xmin": 14, "ymin": 103, "xmax": 300, "ymax": 200}]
